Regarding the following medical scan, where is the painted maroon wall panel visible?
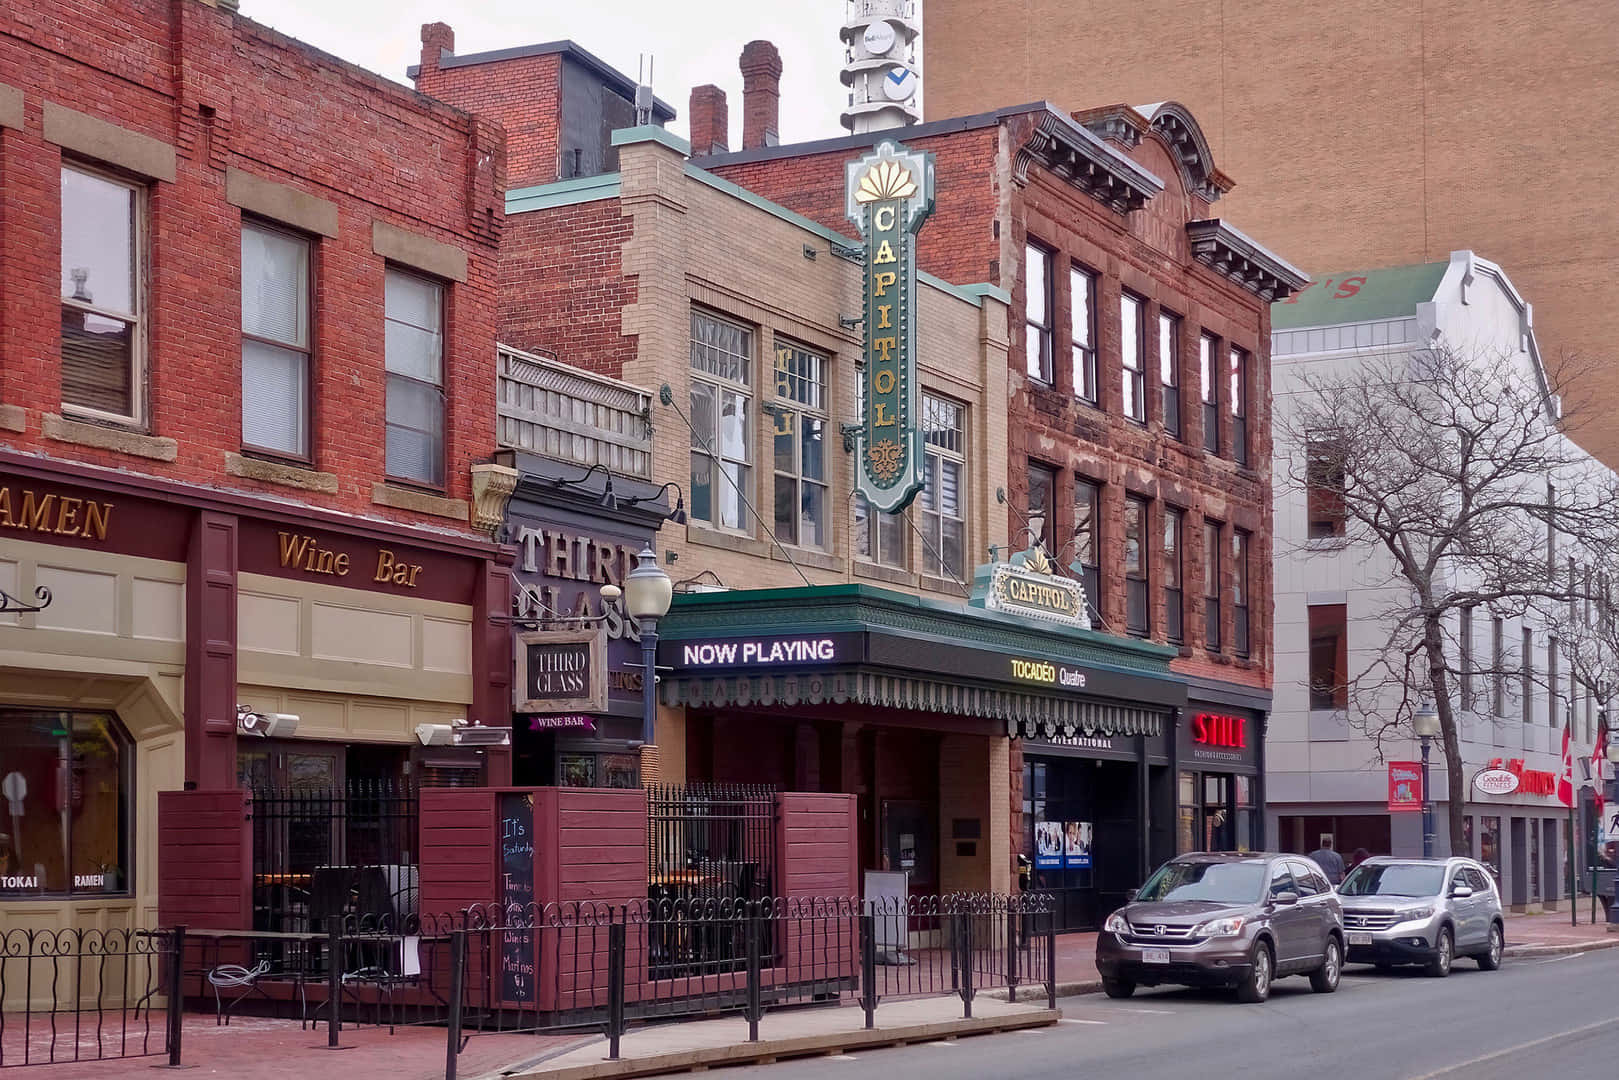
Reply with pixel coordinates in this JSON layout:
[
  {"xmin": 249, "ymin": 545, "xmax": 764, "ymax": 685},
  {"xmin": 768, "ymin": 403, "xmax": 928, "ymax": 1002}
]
[
  {"xmin": 157, "ymin": 790, "xmax": 249, "ymax": 930},
  {"xmin": 419, "ymin": 788, "xmax": 497, "ymax": 916},
  {"xmin": 774, "ymin": 793, "xmax": 858, "ymax": 990}
]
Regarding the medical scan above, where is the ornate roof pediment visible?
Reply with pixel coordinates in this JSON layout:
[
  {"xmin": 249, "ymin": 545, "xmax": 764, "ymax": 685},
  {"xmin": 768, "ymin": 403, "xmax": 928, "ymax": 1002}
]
[
  {"xmin": 1186, "ymin": 218, "xmax": 1311, "ymax": 301},
  {"xmin": 1013, "ymin": 108, "xmax": 1163, "ymax": 215},
  {"xmin": 1137, "ymin": 102, "xmax": 1234, "ymax": 204}
]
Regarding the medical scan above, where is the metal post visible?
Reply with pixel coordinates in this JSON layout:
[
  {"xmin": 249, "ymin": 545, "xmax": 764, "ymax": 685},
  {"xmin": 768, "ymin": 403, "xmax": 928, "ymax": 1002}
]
[
  {"xmin": 1005, "ymin": 909, "xmax": 1018, "ymax": 999},
  {"xmin": 444, "ymin": 930, "xmax": 467, "ymax": 1080},
  {"xmin": 166, "ymin": 925, "xmax": 186, "ymax": 1067},
  {"xmin": 1420, "ymin": 735, "xmax": 1435, "ymax": 859},
  {"xmin": 640, "ymin": 617, "xmax": 659, "ymax": 747},
  {"xmin": 606, "ymin": 923, "xmax": 626, "ymax": 1061},
  {"xmin": 859, "ymin": 913, "xmax": 876, "ymax": 1030},
  {"xmin": 745, "ymin": 908, "xmax": 762, "ymax": 1042},
  {"xmin": 327, "ymin": 920, "xmax": 342, "ymax": 1048},
  {"xmin": 959, "ymin": 914, "xmax": 973, "ymax": 1020},
  {"xmin": 1045, "ymin": 913, "xmax": 1057, "ymax": 1011}
]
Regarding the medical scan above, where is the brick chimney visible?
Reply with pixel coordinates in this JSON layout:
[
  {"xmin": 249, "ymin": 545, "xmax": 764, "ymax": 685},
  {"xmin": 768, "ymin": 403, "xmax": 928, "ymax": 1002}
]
[
  {"xmin": 689, "ymin": 85, "xmax": 729, "ymax": 156},
  {"xmin": 419, "ymin": 22, "xmax": 455, "ymax": 80},
  {"xmin": 739, "ymin": 40, "xmax": 782, "ymax": 150}
]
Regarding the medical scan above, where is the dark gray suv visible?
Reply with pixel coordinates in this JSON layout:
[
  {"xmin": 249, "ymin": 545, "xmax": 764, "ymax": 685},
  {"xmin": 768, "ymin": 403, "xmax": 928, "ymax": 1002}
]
[{"xmin": 1095, "ymin": 852, "xmax": 1345, "ymax": 1003}]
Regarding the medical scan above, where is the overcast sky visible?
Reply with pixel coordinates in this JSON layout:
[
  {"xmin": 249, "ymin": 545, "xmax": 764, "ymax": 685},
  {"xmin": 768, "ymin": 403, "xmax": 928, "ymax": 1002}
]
[{"xmin": 240, "ymin": 0, "xmax": 889, "ymax": 146}]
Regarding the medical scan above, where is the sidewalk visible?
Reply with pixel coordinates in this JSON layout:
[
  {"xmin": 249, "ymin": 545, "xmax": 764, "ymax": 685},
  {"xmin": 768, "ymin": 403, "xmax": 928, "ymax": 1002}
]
[
  {"xmin": 485, "ymin": 997, "xmax": 1059, "ymax": 1080},
  {"xmin": 1035, "ymin": 908, "xmax": 1619, "ymax": 998}
]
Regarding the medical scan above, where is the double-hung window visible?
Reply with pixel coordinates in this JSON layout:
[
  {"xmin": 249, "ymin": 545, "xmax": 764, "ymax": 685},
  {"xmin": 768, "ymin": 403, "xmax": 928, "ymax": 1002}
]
[
  {"xmin": 1204, "ymin": 518, "xmax": 1223, "ymax": 651},
  {"xmin": 1124, "ymin": 495, "xmax": 1149, "ymax": 636},
  {"xmin": 1230, "ymin": 346, "xmax": 1249, "ymax": 466},
  {"xmin": 919, "ymin": 393, "xmax": 967, "ymax": 580},
  {"xmin": 241, "ymin": 223, "xmax": 311, "ymax": 458},
  {"xmin": 1121, "ymin": 292, "xmax": 1146, "ymax": 423},
  {"xmin": 60, "ymin": 164, "xmax": 143, "ymax": 423},
  {"xmin": 1233, "ymin": 529, "xmax": 1251, "ymax": 658},
  {"xmin": 1200, "ymin": 333, "xmax": 1219, "ymax": 454},
  {"xmin": 771, "ymin": 341, "xmax": 828, "ymax": 549},
  {"xmin": 1072, "ymin": 265, "xmax": 1097, "ymax": 402},
  {"xmin": 1073, "ymin": 478, "xmax": 1101, "ymax": 625},
  {"xmin": 1159, "ymin": 310, "xmax": 1181, "ymax": 437},
  {"xmin": 383, "ymin": 269, "xmax": 445, "ymax": 487},
  {"xmin": 853, "ymin": 366, "xmax": 906, "ymax": 568},
  {"xmin": 1025, "ymin": 242, "xmax": 1054, "ymax": 383},
  {"xmin": 1163, "ymin": 507, "xmax": 1184, "ymax": 644},
  {"xmin": 689, "ymin": 310, "xmax": 753, "ymax": 532}
]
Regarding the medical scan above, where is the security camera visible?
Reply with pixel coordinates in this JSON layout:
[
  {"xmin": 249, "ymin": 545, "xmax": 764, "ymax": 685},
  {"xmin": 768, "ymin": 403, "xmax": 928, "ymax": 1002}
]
[
  {"xmin": 415, "ymin": 719, "xmax": 511, "ymax": 747},
  {"xmin": 236, "ymin": 706, "xmax": 299, "ymax": 738}
]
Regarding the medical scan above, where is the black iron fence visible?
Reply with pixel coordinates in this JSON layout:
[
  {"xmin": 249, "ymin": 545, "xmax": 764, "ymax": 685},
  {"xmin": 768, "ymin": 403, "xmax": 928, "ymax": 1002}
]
[
  {"xmin": 0, "ymin": 926, "xmax": 181, "ymax": 1069},
  {"xmin": 441, "ymin": 894, "xmax": 1056, "ymax": 1080},
  {"xmin": 248, "ymin": 781, "xmax": 419, "ymax": 940}
]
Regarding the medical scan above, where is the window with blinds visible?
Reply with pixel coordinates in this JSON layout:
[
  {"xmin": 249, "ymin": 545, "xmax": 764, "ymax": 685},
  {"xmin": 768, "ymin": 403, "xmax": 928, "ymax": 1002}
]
[
  {"xmin": 241, "ymin": 223, "xmax": 311, "ymax": 457},
  {"xmin": 60, "ymin": 165, "xmax": 142, "ymax": 422},
  {"xmin": 689, "ymin": 309, "xmax": 753, "ymax": 533},
  {"xmin": 920, "ymin": 393, "xmax": 967, "ymax": 580},
  {"xmin": 384, "ymin": 269, "xmax": 446, "ymax": 487}
]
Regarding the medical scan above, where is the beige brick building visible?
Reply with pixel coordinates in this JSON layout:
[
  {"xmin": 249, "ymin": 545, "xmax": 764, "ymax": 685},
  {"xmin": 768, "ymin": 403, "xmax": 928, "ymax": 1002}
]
[{"xmin": 922, "ymin": 0, "xmax": 1619, "ymax": 461}]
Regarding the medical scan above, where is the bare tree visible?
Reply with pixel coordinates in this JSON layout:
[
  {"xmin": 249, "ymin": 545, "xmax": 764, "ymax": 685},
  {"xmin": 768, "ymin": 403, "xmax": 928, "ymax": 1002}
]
[{"xmin": 1278, "ymin": 342, "xmax": 1617, "ymax": 852}]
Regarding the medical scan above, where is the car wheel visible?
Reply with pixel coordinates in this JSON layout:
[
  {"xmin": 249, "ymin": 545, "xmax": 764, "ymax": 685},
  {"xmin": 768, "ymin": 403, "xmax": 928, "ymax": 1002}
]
[
  {"xmin": 1102, "ymin": 977, "xmax": 1136, "ymax": 999},
  {"xmin": 1236, "ymin": 941, "xmax": 1272, "ymax": 1003},
  {"xmin": 1309, "ymin": 936, "xmax": 1341, "ymax": 993},
  {"xmin": 1477, "ymin": 922, "xmax": 1504, "ymax": 971},
  {"xmin": 1424, "ymin": 927, "xmax": 1453, "ymax": 978}
]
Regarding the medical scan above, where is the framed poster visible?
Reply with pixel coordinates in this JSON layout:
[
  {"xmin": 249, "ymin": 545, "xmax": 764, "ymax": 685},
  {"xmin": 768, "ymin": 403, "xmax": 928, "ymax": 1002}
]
[
  {"xmin": 514, "ymin": 627, "xmax": 607, "ymax": 714},
  {"xmin": 1064, "ymin": 821, "xmax": 1093, "ymax": 869},
  {"xmin": 1034, "ymin": 820, "xmax": 1063, "ymax": 870}
]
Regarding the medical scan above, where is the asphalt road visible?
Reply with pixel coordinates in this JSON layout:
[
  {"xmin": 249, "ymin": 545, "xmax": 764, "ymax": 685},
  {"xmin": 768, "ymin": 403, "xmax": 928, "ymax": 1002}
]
[{"xmin": 728, "ymin": 949, "xmax": 1619, "ymax": 1080}]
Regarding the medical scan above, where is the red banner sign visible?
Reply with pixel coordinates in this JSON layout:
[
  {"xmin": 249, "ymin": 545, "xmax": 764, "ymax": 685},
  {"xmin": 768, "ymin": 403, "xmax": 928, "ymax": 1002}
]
[
  {"xmin": 1486, "ymin": 758, "xmax": 1557, "ymax": 797},
  {"xmin": 1388, "ymin": 761, "xmax": 1423, "ymax": 812}
]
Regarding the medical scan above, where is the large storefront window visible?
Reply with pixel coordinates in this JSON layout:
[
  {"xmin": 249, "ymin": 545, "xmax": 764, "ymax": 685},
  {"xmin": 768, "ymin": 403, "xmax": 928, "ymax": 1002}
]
[{"xmin": 0, "ymin": 711, "xmax": 131, "ymax": 896}]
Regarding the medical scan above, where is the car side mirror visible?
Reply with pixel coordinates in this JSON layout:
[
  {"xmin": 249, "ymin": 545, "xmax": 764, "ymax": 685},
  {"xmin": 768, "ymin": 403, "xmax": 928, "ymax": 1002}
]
[
  {"xmin": 1450, "ymin": 885, "xmax": 1473, "ymax": 899},
  {"xmin": 1272, "ymin": 890, "xmax": 1299, "ymax": 907}
]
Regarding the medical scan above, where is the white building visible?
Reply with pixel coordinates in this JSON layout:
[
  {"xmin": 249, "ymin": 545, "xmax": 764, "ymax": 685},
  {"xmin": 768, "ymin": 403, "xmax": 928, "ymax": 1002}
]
[{"xmin": 1268, "ymin": 250, "xmax": 1611, "ymax": 911}]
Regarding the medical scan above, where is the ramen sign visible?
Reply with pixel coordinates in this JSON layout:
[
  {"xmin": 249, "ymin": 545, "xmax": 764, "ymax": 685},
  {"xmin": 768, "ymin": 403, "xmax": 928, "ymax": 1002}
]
[{"xmin": 846, "ymin": 140, "xmax": 935, "ymax": 513}]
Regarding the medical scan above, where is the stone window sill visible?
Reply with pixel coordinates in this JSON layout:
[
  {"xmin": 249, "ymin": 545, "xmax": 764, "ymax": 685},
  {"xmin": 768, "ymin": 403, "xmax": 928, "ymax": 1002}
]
[
  {"xmin": 371, "ymin": 481, "xmax": 468, "ymax": 522},
  {"xmin": 772, "ymin": 546, "xmax": 840, "ymax": 573},
  {"xmin": 0, "ymin": 404, "xmax": 25, "ymax": 433},
  {"xmin": 687, "ymin": 524, "xmax": 770, "ymax": 558},
  {"xmin": 919, "ymin": 573, "xmax": 969, "ymax": 596},
  {"xmin": 44, "ymin": 413, "xmax": 176, "ymax": 461},
  {"xmin": 226, "ymin": 452, "xmax": 339, "ymax": 494},
  {"xmin": 853, "ymin": 560, "xmax": 915, "ymax": 588}
]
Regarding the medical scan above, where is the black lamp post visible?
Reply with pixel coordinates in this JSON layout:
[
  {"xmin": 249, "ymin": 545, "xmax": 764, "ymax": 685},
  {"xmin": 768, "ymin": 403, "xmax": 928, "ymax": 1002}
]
[
  {"xmin": 1414, "ymin": 703, "xmax": 1441, "ymax": 858},
  {"xmin": 624, "ymin": 547, "xmax": 673, "ymax": 784},
  {"xmin": 1606, "ymin": 738, "xmax": 1619, "ymax": 926}
]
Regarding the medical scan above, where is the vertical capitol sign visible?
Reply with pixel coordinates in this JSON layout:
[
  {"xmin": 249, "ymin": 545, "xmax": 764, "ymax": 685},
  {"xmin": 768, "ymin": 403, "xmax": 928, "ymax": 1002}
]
[{"xmin": 847, "ymin": 140, "xmax": 935, "ymax": 512}]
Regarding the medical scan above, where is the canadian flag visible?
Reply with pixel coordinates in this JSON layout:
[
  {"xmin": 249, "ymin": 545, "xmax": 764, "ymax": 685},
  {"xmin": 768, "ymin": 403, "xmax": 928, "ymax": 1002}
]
[{"xmin": 1556, "ymin": 723, "xmax": 1575, "ymax": 809}]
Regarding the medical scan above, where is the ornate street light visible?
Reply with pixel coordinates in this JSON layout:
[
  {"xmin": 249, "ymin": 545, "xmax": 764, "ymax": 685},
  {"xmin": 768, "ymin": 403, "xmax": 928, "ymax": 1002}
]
[
  {"xmin": 1414, "ymin": 703, "xmax": 1441, "ymax": 858},
  {"xmin": 624, "ymin": 547, "xmax": 673, "ymax": 783}
]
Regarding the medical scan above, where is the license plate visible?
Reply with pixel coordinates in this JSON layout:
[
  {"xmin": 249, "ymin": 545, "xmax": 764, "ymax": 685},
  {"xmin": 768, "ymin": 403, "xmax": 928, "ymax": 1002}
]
[
  {"xmin": 1348, "ymin": 932, "xmax": 1373, "ymax": 946},
  {"xmin": 1142, "ymin": 948, "xmax": 1171, "ymax": 964}
]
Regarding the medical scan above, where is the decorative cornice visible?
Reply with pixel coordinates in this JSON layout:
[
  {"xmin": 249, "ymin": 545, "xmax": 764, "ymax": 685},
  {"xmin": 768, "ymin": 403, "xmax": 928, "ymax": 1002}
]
[
  {"xmin": 1185, "ymin": 218, "xmax": 1310, "ymax": 301},
  {"xmin": 469, "ymin": 463, "xmax": 519, "ymax": 539},
  {"xmin": 1012, "ymin": 110, "xmax": 1163, "ymax": 215},
  {"xmin": 663, "ymin": 670, "xmax": 1164, "ymax": 738},
  {"xmin": 1139, "ymin": 102, "xmax": 1234, "ymax": 204},
  {"xmin": 1072, "ymin": 104, "xmax": 1147, "ymax": 149}
]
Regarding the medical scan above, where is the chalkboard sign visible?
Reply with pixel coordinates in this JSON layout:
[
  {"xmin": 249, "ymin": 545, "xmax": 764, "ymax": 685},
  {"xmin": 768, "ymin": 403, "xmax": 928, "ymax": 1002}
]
[{"xmin": 498, "ymin": 792, "xmax": 536, "ymax": 1004}]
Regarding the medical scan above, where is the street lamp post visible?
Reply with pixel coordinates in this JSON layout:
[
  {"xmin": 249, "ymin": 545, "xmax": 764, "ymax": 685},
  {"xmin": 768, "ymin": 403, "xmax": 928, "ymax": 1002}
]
[
  {"xmin": 624, "ymin": 547, "xmax": 673, "ymax": 785},
  {"xmin": 1414, "ymin": 703, "xmax": 1441, "ymax": 858}
]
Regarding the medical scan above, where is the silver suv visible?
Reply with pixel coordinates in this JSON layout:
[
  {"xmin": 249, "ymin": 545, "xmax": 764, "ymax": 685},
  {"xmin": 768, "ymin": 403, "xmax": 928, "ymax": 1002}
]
[{"xmin": 1337, "ymin": 856, "xmax": 1504, "ymax": 976}]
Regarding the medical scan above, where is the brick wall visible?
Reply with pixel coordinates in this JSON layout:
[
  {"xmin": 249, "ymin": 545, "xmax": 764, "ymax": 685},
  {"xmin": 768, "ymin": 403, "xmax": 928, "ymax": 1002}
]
[
  {"xmin": 0, "ymin": 0, "xmax": 502, "ymax": 533},
  {"xmin": 499, "ymin": 200, "xmax": 635, "ymax": 376},
  {"xmin": 921, "ymin": 0, "xmax": 1619, "ymax": 465}
]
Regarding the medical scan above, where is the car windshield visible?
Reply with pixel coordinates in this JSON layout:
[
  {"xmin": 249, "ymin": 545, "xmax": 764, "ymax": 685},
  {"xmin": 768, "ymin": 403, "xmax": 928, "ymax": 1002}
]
[
  {"xmin": 1134, "ymin": 860, "xmax": 1264, "ymax": 904},
  {"xmin": 1339, "ymin": 863, "xmax": 1446, "ymax": 897}
]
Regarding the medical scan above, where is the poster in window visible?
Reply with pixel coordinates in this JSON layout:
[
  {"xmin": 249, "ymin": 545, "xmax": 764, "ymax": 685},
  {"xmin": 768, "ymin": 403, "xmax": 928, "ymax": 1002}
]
[
  {"xmin": 1063, "ymin": 821, "xmax": 1092, "ymax": 869},
  {"xmin": 1034, "ymin": 820, "xmax": 1063, "ymax": 870}
]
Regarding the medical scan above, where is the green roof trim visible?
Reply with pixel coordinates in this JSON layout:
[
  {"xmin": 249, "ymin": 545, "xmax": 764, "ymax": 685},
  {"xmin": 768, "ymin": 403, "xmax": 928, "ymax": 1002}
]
[
  {"xmin": 507, "ymin": 172, "xmax": 621, "ymax": 214},
  {"xmin": 610, "ymin": 125, "xmax": 691, "ymax": 156},
  {"xmin": 1271, "ymin": 260, "xmax": 1447, "ymax": 330},
  {"xmin": 662, "ymin": 582, "xmax": 1181, "ymax": 684}
]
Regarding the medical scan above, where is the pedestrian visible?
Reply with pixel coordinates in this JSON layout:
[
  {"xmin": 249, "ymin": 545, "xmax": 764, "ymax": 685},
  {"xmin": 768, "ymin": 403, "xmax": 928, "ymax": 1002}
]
[
  {"xmin": 1348, "ymin": 847, "xmax": 1371, "ymax": 874},
  {"xmin": 1308, "ymin": 836, "xmax": 1346, "ymax": 884}
]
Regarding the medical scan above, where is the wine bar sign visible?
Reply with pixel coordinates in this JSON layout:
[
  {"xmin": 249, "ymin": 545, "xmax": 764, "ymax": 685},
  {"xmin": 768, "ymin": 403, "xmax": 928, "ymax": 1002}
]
[{"xmin": 515, "ymin": 628, "xmax": 607, "ymax": 714}]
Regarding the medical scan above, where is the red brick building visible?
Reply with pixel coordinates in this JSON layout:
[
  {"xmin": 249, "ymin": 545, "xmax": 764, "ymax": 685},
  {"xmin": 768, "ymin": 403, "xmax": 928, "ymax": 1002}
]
[{"xmin": 0, "ymin": 0, "xmax": 512, "ymax": 933}]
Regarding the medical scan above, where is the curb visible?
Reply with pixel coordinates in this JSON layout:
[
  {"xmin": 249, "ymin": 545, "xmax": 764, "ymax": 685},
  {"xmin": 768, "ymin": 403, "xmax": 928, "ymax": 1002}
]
[
  {"xmin": 496, "ymin": 1008, "xmax": 1062, "ymax": 1080},
  {"xmin": 1503, "ymin": 934, "xmax": 1619, "ymax": 958}
]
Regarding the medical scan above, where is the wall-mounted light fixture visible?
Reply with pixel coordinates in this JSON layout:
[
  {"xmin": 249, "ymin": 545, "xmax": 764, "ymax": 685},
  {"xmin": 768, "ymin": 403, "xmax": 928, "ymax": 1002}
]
[
  {"xmin": 414, "ymin": 719, "xmax": 512, "ymax": 747},
  {"xmin": 237, "ymin": 705, "xmax": 299, "ymax": 738}
]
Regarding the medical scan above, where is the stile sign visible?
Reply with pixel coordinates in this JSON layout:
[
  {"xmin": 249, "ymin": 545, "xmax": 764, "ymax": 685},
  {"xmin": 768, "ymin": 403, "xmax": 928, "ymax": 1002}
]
[{"xmin": 847, "ymin": 140, "xmax": 935, "ymax": 513}]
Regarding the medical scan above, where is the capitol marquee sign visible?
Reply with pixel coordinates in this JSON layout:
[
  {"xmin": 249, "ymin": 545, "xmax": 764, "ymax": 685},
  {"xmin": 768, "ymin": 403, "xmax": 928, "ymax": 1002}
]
[{"xmin": 973, "ymin": 547, "xmax": 1092, "ymax": 630}]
